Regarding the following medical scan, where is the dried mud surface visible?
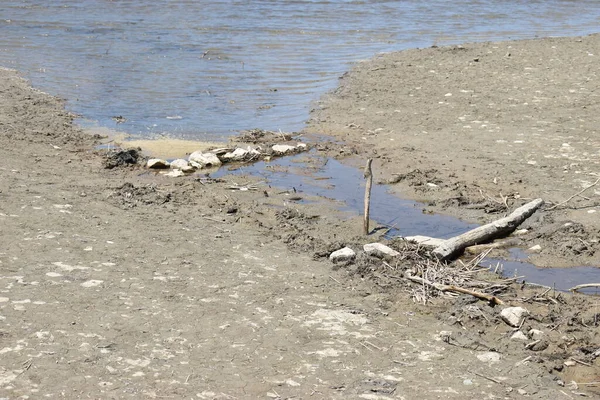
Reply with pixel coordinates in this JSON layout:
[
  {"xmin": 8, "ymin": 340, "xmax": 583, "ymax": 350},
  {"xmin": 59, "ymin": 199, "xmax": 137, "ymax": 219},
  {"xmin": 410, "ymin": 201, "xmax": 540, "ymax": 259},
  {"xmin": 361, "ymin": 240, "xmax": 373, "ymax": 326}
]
[
  {"xmin": 307, "ymin": 33, "xmax": 600, "ymax": 269},
  {"xmin": 1, "ymin": 34, "xmax": 600, "ymax": 400}
]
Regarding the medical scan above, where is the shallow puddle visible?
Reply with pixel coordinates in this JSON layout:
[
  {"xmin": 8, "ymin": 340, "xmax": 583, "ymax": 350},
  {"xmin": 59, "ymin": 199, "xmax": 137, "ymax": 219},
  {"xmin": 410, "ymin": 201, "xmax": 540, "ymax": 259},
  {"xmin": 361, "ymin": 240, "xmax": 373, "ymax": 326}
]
[{"xmin": 216, "ymin": 151, "xmax": 598, "ymax": 292}]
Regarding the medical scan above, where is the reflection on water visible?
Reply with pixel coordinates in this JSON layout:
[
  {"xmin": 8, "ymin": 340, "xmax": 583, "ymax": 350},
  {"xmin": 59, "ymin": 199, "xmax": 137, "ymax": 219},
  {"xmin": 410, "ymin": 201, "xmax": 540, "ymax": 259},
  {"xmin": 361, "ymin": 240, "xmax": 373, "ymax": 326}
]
[
  {"xmin": 1, "ymin": 0, "xmax": 600, "ymax": 139},
  {"xmin": 483, "ymin": 249, "xmax": 600, "ymax": 293},
  {"xmin": 215, "ymin": 152, "xmax": 479, "ymax": 238}
]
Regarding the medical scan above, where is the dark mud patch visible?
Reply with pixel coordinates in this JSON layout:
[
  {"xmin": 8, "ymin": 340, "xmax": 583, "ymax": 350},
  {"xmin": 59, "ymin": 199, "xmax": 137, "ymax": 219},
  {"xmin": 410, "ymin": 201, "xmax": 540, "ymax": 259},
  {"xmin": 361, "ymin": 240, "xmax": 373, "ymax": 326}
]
[
  {"xmin": 102, "ymin": 148, "xmax": 145, "ymax": 169},
  {"xmin": 109, "ymin": 182, "xmax": 172, "ymax": 208}
]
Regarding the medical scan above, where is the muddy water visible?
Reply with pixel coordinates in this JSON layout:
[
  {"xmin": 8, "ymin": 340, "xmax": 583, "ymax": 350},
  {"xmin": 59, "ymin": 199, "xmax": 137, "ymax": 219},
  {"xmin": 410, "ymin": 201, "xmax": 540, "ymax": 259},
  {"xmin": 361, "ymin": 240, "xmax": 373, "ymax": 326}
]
[{"xmin": 2, "ymin": 1, "xmax": 600, "ymax": 139}]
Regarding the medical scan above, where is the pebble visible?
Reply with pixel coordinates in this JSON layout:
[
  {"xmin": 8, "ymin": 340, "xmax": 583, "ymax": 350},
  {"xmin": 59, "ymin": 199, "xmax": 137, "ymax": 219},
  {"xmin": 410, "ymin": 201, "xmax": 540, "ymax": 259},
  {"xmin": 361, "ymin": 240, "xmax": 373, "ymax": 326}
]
[
  {"xmin": 272, "ymin": 144, "xmax": 296, "ymax": 155},
  {"xmin": 477, "ymin": 352, "xmax": 501, "ymax": 363},
  {"xmin": 147, "ymin": 158, "xmax": 170, "ymax": 169},
  {"xmin": 170, "ymin": 158, "xmax": 195, "ymax": 172},
  {"xmin": 511, "ymin": 331, "xmax": 528, "ymax": 341},
  {"xmin": 189, "ymin": 151, "xmax": 222, "ymax": 168},
  {"xmin": 329, "ymin": 247, "xmax": 356, "ymax": 263},
  {"xmin": 500, "ymin": 306, "xmax": 529, "ymax": 327}
]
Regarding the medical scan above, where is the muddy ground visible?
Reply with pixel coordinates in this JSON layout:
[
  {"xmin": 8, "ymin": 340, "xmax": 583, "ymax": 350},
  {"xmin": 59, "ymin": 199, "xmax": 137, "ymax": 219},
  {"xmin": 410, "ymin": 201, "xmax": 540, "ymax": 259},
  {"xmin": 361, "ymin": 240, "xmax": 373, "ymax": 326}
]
[
  {"xmin": 307, "ymin": 33, "xmax": 600, "ymax": 269},
  {"xmin": 1, "ymin": 35, "xmax": 600, "ymax": 400}
]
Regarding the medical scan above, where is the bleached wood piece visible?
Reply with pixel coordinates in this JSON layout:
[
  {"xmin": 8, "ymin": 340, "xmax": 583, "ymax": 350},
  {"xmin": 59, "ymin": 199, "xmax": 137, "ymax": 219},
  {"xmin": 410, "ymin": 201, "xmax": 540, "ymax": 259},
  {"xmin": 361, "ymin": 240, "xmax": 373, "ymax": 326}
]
[
  {"xmin": 363, "ymin": 158, "xmax": 373, "ymax": 235},
  {"xmin": 432, "ymin": 198, "xmax": 544, "ymax": 261}
]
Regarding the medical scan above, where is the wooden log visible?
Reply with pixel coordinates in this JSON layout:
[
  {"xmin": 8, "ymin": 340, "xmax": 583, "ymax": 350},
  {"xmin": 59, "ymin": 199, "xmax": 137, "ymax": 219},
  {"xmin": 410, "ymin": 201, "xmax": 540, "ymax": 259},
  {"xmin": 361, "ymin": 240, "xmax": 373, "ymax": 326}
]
[
  {"xmin": 432, "ymin": 198, "xmax": 544, "ymax": 261},
  {"xmin": 363, "ymin": 158, "xmax": 373, "ymax": 235}
]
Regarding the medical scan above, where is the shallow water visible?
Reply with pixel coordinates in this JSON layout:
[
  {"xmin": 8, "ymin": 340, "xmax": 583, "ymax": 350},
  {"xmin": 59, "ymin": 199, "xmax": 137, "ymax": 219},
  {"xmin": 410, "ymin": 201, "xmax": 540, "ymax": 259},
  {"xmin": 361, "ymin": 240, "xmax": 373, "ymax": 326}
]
[
  {"xmin": 2, "ymin": 0, "xmax": 600, "ymax": 139},
  {"xmin": 215, "ymin": 152, "xmax": 479, "ymax": 238}
]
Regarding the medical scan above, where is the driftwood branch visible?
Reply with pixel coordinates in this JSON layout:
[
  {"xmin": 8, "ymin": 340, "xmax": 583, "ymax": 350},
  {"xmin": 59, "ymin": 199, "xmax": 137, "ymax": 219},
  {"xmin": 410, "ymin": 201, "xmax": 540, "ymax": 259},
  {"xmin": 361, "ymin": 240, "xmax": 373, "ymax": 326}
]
[
  {"xmin": 570, "ymin": 283, "xmax": 600, "ymax": 293},
  {"xmin": 432, "ymin": 198, "xmax": 544, "ymax": 261},
  {"xmin": 363, "ymin": 158, "xmax": 373, "ymax": 235},
  {"xmin": 405, "ymin": 271, "xmax": 504, "ymax": 305}
]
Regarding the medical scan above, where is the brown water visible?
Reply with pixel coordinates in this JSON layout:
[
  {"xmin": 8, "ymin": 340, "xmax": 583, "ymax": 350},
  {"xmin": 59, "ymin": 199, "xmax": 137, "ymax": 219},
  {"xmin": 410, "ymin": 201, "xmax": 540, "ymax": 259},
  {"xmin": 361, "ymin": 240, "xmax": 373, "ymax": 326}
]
[{"xmin": 2, "ymin": 0, "xmax": 600, "ymax": 139}]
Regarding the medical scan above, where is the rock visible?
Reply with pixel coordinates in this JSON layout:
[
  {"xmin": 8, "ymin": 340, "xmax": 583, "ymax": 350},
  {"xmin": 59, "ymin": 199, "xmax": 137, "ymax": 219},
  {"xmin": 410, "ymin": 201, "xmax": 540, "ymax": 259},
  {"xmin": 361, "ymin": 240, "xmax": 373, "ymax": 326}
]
[
  {"xmin": 272, "ymin": 144, "xmax": 296, "ymax": 155},
  {"xmin": 511, "ymin": 331, "xmax": 528, "ymax": 341},
  {"xmin": 147, "ymin": 158, "xmax": 170, "ymax": 169},
  {"xmin": 477, "ymin": 352, "xmax": 501, "ymax": 363},
  {"xmin": 189, "ymin": 151, "xmax": 222, "ymax": 168},
  {"xmin": 438, "ymin": 331, "xmax": 453, "ymax": 343},
  {"xmin": 529, "ymin": 329, "xmax": 544, "ymax": 340},
  {"xmin": 164, "ymin": 169, "xmax": 185, "ymax": 178},
  {"xmin": 528, "ymin": 244, "xmax": 542, "ymax": 253},
  {"xmin": 170, "ymin": 158, "xmax": 195, "ymax": 172},
  {"xmin": 500, "ymin": 307, "xmax": 529, "ymax": 327},
  {"xmin": 329, "ymin": 247, "xmax": 356, "ymax": 263},
  {"xmin": 527, "ymin": 339, "xmax": 549, "ymax": 352},
  {"xmin": 296, "ymin": 143, "xmax": 308, "ymax": 149},
  {"xmin": 514, "ymin": 228, "xmax": 529, "ymax": 236},
  {"xmin": 221, "ymin": 148, "xmax": 249, "ymax": 161},
  {"xmin": 364, "ymin": 243, "xmax": 400, "ymax": 257},
  {"xmin": 221, "ymin": 147, "xmax": 260, "ymax": 162}
]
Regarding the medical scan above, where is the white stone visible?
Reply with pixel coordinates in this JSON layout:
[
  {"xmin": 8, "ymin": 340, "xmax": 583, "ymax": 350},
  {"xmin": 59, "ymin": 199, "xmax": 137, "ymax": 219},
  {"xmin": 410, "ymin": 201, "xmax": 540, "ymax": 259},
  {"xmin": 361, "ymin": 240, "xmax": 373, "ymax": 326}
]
[
  {"xmin": 329, "ymin": 247, "xmax": 356, "ymax": 263},
  {"xmin": 272, "ymin": 144, "xmax": 296, "ymax": 155},
  {"xmin": 296, "ymin": 143, "xmax": 308, "ymax": 149},
  {"xmin": 81, "ymin": 280, "xmax": 103, "ymax": 288},
  {"xmin": 164, "ymin": 170, "xmax": 185, "ymax": 178},
  {"xmin": 147, "ymin": 158, "xmax": 170, "ymax": 169},
  {"xmin": 510, "ymin": 331, "xmax": 528, "ymax": 341},
  {"xmin": 529, "ymin": 329, "xmax": 544, "ymax": 340},
  {"xmin": 221, "ymin": 148, "xmax": 248, "ymax": 161},
  {"xmin": 363, "ymin": 243, "xmax": 400, "ymax": 257},
  {"xmin": 477, "ymin": 352, "xmax": 501, "ymax": 363},
  {"xmin": 514, "ymin": 229, "xmax": 529, "ymax": 236},
  {"xmin": 500, "ymin": 307, "xmax": 529, "ymax": 327},
  {"xmin": 528, "ymin": 244, "xmax": 542, "ymax": 253},
  {"xmin": 170, "ymin": 159, "xmax": 194, "ymax": 172},
  {"xmin": 188, "ymin": 151, "xmax": 222, "ymax": 168}
]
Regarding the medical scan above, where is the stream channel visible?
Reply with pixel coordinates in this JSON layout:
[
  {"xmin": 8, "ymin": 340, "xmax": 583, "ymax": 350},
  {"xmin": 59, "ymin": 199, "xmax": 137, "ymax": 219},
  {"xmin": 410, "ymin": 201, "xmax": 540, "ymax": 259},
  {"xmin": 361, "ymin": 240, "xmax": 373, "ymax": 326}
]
[{"xmin": 213, "ymin": 149, "xmax": 600, "ymax": 294}]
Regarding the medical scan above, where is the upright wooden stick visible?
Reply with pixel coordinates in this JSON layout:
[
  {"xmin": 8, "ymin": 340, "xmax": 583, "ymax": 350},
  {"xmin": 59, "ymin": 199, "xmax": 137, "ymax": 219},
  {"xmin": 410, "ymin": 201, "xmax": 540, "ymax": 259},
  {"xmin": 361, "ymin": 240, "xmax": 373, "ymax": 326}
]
[{"xmin": 363, "ymin": 158, "xmax": 373, "ymax": 235}]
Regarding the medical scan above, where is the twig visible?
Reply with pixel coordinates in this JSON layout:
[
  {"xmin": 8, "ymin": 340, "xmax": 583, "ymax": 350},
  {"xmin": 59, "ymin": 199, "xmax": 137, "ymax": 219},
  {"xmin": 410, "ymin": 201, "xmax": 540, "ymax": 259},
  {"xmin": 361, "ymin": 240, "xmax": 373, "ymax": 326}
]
[
  {"xmin": 570, "ymin": 358, "xmax": 593, "ymax": 367},
  {"xmin": 405, "ymin": 271, "xmax": 504, "ymax": 305},
  {"xmin": 363, "ymin": 159, "xmax": 373, "ymax": 235},
  {"xmin": 329, "ymin": 275, "xmax": 342, "ymax": 285},
  {"xmin": 570, "ymin": 283, "xmax": 600, "ymax": 292},
  {"xmin": 364, "ymin": 340, "xmax": 383, "ymax": 351},
  {"xmin": 469, "ymin": 370, "xmax": 503, "ymax": 385},
  {"xmin": 547, "ymin": 177, "xmax": 600, "ymax": 210}
]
